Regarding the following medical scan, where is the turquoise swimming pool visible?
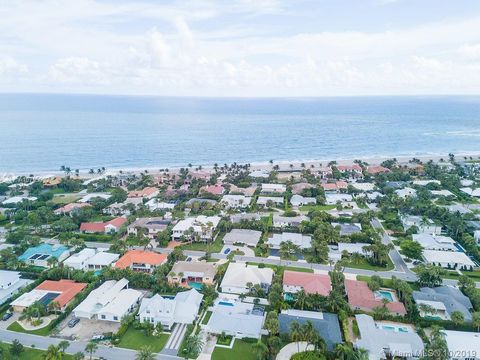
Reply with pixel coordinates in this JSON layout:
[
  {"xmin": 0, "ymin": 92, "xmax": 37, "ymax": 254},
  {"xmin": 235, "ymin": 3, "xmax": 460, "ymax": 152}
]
[
  {"xmin": 188, "ymin": 282, "xmax": 203, "ymax": 290},
  {"xmin": 375, "ymin": 290, "xmax": 394, "ymax": 302}
]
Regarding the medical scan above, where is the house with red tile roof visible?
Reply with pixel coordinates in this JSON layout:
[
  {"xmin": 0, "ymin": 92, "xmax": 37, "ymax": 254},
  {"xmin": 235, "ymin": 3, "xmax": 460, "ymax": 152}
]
[
  {"xmin": 345, "ymin": 280, "xmax": 406, "ymax": 316},
  {"xmin": 321, "ymin": 181, "xmax": 349, "ymax": 192},
  {"xmin": 115, "ymin": 250, "xmax": 167, "ymax": 273},
  {"xmin": 337, "ymin": 164, "xmax": 363, "ymax": 173},
  {"xmin": 10, "ymin": 279, "xmax": 87, "ymax": 312},
  {"xmin": 366, "ymin": 166, "xmax": 390, "ymax": 175},
  {"xmin": 200, "ymin": 184, "xmax": 225, "ymax": 196},
  {"xmin": 127, "ymin": 187, "xmax": 159, "ymax": 199},
  {"xmin": 80, "ymin": 217, "xmax": 127, "ymax": 234},
  {"xmin": 283, "ymin": 271, "xmax": 331, "ymax": 297},
  {"xmin": 54, "ymin": 202, "xmax": 90, "ymax": 215}
]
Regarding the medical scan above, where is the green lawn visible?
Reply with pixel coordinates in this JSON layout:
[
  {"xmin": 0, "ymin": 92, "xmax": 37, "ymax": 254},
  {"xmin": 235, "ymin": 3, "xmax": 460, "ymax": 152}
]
[
  {"xmin": 7, "ymin": 321, "xmax": 52, "ymax": 336},
  {"xmin": 179, "ymin": 234, "xmax": 224, "ymax": 253},
  {"xmin": 202, "ymin": 311, "xmax": 213, "ymax": 325},
  {"xmin": 246, "ymin": 262, "xmax": 314, "ymax": 273},
  {"xmin": 341, "ymin": 257, "xmax": 394, "ymax": 271},
  {"xmin": 299, "ymin": 204, "xmax": 336, "ymax": 212},
  {"xmin": 51, "ymin": 194, "xmax": 81, "ymax": 204},
  {"xmin": 211, "ymin": 340, "xmax": 257, "ymax": 360},
  {"xmin": 0, "ymin": 342, "xmax": 73, "ymax": 360},
  {"xmin": 356, "ymin": 275, "xmax": 420, "ymax": 290},
  {"xmin": 117, "ymin": 326, "xmax": 169, "ymax": 353},
  {"xmin": 438, "ymin": 270, "xmax": 480, "ymax": 281}
]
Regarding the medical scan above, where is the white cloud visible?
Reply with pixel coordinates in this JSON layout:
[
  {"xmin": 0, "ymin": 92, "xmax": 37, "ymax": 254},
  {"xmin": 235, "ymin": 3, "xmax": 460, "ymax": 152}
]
[
  {"xmin": 49, "ymin": 57, "xmax": 111, "ymax": 85},
  {"xmin": 0, "ymin": 57, "xmax": 28, "ymax": 77}
]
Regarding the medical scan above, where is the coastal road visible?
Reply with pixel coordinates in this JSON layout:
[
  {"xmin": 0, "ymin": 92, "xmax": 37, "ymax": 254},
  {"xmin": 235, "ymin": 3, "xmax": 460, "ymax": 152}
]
[{"xmin": 0, "ymin": 329, "xmax": 181, "ymax": 360}]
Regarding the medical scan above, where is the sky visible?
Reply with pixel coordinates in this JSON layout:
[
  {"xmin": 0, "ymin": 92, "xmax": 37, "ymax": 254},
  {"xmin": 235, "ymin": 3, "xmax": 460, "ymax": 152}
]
[{"xmin": 1, "ymin": 0, "xmax": 480, "ymax": 97}]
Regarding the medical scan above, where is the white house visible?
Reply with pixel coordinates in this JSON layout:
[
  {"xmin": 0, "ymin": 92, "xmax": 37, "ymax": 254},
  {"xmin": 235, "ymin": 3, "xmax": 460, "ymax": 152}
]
[
  {"xmin": 63, "ymin": 248, "xmax": 96, "ymax": 270},
  {"xmin": 145, "ymin": 198, "xmax": 176, "ymax": 211},
  {"xmin": 325, "ymin": 193, "xmax": 353, "ymax": 205},
  {"xmin": 0, "ymin": 270, "xmax": 32, "ymax": 305},
  {"xmin": 171, "ymin": 215, "xmax": 221, "ymax": 241},
  {"xmin": 221, "ymin": 263, "xmax": 274, "ymax": 295},
  {"xmin": 395, "ymin": 187, "xmax": 417, "ymax": 198},
  {"xmin": 73, "ymin": 278, "xmax": 142, "ymax": 322},
  {"xmin": 422, "ymin": 250, "xmax": 475, "ymax": 270},
  {"xmin": 267, "ymin": 232, "xmax": 312, "ymax": 250},
  {"xmin": 401, "ymin": 215, "xmax": 441, "ymax": 235},
  {"xmin": 85, "ymin": 252, "xmax": 120, "ymax": 271},
  {"xmin": 412, "ymin": 234, "xmax": 457, "ymax": 251},
  {"xmin": 139, "ymin": 289, "xmax": 203, "ymax": 330},
  {"xmin": 256, "ymin": 196, "xmax": 284, "ymax": 207},
  {"xmin": 78, "ymin": 193, "xmax": 112, "ymax": 203},
  {"xmin": 273, "ymin": 214, "xmax": 309, "ymax": 228},
  {"xmin": 261, "ymin": 183, "xmax": 286, "ymax": 194},
  {"xmin": 443, "ymin": 330, "xmax": 480, "ymax": 360},
  {"xmin": 221, "ymin": 195, "xmax": 252, "ymax": 209},
  {"xmin": 290, "ymin": 194, "xmax": 316, "ymax": 207}
]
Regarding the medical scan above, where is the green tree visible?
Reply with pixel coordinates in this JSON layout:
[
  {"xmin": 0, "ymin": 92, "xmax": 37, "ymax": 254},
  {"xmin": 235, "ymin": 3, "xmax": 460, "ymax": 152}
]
[
  {"xmin": 84, "ymin": 341, "xmax": 98, "ymax": 360},
  {"xmin": 9, "ymin": 339, "xmax": 24, "ymax": 359},
  {"xmin": 399, "ymin": 240, "xmax": 423, "ymax": 260},
  {"xmin": 135, "ymin": 346, "xmax": 155, "ymax": 360},
  {"xmin": 472, "ymin": 312, "xmax": 480, "ymax": 332},
  {"xmin": 290, "ymin": 321, "xmax": 303, "ymax": 353},
  {"xmin": 451, "ymin": 311, "xmax": 464, "ymax": 327},
  {"xmin": 423, "ymin": 326, "xmax": 449, "ymax": 360},
  {"xmin": 416, "ymin": 265, "xmax": 443, "ymax": 288},
  {"xmin": 252, "ymin": 340, "xmax": 268, "ymax": 360},
  {"xmin": 182, "ymin": 335, "xmax": 203, "ymax": 359},
  {"xmin": 41, "ymin": 345, "xmax": 61, "ymax": 360}
]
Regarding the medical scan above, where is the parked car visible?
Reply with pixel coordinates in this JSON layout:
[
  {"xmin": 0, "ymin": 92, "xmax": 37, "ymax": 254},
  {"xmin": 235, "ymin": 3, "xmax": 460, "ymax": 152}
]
[
  {"xmin": 2, "ymin": 312, "xmax": 13, "ymax": 321},
  {"xmin": 224, "ymin": 248, "xmax": 231, "ymax": 254},
  {"xmin": 186, "ymin": 257, "xmax": 192, "ymax": 262},
  {"xmin": 92, "ymin": 334, "xmax": 105, "ymax": 341},
  {"xmin": 68, "ymin": 317, "xmax": 80, "ymax": 328}
]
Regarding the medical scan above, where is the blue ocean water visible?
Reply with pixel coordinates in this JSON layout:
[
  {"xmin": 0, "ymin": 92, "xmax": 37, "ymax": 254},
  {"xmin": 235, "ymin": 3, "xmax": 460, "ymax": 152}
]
[{"xmin": 0, "ymin": 94, "xmax": 480, "ymax": 173}]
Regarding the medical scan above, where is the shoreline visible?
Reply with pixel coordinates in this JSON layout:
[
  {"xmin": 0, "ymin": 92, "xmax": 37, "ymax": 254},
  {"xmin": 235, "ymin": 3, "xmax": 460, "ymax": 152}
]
[{"xmin": 2, "ymin": 151, "xmax": 480, "ymax": 181}]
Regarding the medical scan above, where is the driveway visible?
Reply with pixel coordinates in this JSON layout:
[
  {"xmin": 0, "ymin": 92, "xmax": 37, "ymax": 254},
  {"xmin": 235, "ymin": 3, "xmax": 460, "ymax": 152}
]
[
  {"xmin": 276, "ymin": 342, "xmax": 313, "ymax": 360},
  {"xmin": 0, "ymin": 312, "xmax": 19, "ymax": 330},
  {"xmin": 57, "ymin": 315, "xmax": 121, "ymax": 341},
  {"xmin": 221, "ymin": 245, "xmax": 255, "ymax": 257}
]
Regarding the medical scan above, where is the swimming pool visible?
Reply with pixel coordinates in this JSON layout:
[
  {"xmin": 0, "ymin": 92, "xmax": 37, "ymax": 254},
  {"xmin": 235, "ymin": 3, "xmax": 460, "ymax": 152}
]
[
  {"xmin": 188, "ymin": 282, "xmax": 203, "ymax": 290},
  {"xmin": 375, "ymin": 290, "xmax": 394, "ymax": 302},
  {"xmin": 382, "ymin": 325, "xmax": 409, "ymax": 333},
  {"xmin": 284, "ymin": 293, "xmax": 294, "ymax": 301},
  {"xmin": 219, "ymin": 301, "xmax": 234, "ymax": 306}
]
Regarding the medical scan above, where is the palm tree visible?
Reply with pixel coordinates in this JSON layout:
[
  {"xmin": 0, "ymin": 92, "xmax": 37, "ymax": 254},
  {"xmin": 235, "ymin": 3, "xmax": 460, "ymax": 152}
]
[
  {"xmin": 334, "ymin": 343, "xmax": 356, "ymax": 360},
  {"xmin": 182, "ymin": 335, "xmax": 203, "ymax": 359},
  {"xmin": 84, "ymin": 341, "xmax": 98, "ymax": 360},
  {"xmin": 290, "ymin": 321, "xmax": 303, "ymax": 353},
  {"xmin": 294, "ymin": 289, "xmax": 308, "ymax": 310},
  {"xmin": 9, "ymin": 339, "xmax": 24, "ymax": 358},
  {"xmin": 135, "ymin": 346, "xmax": 155, "ymax": 360},
  {"xmin": 58, "ymin": 340, "xmax": 70, "ymax": 355},
  {"xmin": 42, "ymin": 344, "xmax": 61, "ymax": 360},
  {"xmin": 72, "ymin": 352, "xmax": 84, "ymax": 360},
  {"xmin": 252, "ymin": 340, "xmax": 268, "ymax": 360}
]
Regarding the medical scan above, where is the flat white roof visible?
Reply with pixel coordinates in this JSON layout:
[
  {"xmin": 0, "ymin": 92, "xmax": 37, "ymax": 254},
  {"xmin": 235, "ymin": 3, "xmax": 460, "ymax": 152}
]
[
  {"xmin": 423, "ymin": 250, "xmax": 475, "ymax": 267},
  {"xmin": 64, "ymin": 248, "xmax": 96, "ymax": 266},
  {"xmin": 444, "ymin": 330, "xmax": 480, "ymax": 356},
  {"xmin": 87, "ymin": 252, "xmax": 120, "ymax": 266},
  {"xmin": 221, "ymin": 263, "xmax": 274, "ymax": 289}
]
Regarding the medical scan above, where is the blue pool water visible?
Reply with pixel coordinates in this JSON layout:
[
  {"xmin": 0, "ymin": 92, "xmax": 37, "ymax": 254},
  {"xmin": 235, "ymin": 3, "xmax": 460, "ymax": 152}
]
[
  {"xmin": 188, "ymin": 282, "xmax": 203, "ymax": 290},
  {"xmin": 219, "ymin": 301, "xmax": 234, "ymax": 306},
  {"xmin": 375, "ymin": 290, "xmax": 394, "ymax": 302}
]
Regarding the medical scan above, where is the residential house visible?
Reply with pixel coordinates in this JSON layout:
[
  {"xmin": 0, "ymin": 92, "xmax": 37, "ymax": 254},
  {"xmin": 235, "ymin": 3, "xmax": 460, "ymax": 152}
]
[
  {"xmin": 332, "ymin": 222, "xmax": 362, "ymax": 236},
  {"xmin": 54, "ymin": 203, "xmax": 90, "ymax": 216},
  {"xmin": 278, "ymin": 310, "xmax": 342, "ymax": 351},
  {"xmin": 272, "ymin": 214, "xmax": 309, "ymax": 228},
  {"xmin": 413, "ymin": 286, "xmax": 473, "ymax": 321},
  {"xmin": 223, "ymin": 229, "xmax": 262, "ymax": 247},
  {"xmin": 290, "ymin": 194, "xmax": 316, "ymax": 207},
  {"xmin": 325, "ymin": 193, "xmax": 353, "ymax": 205},
  {"xmin": 443, "ymin": 330, "xmax": 480, "ymax": 360},
  {"xmin": 85, "ymin": 252, "xmax": 120, "ymax": 271},
  {"xmin": 78, "ymin": 193, "xmax": 111, "ymax": 203},
  {"xmin": 19, "ymin": 244, "xmax": 70, "ymax": 268},
  {"xmin": 422, "ymin": 250, "xmax": 475, "ymax": 270},
  {"xmin": 256, "ymin": 196, "xmax": 284, "ymax": 207},
  {"xmin": 73, "ymin": 278, "xmax": 142, "ymax": 322},
  {"xmin": 401, "ymin": 215, "xmax": 442, "ymax": 235},
  {"xmin": 145, "ymin": 198, "xmax": 176, "ymax": 211},
  {"xmin": 171, "ymin": 215, "xmax": 221, "ymax": 241},
  {"xmin": 115, "ymin": 250, "xmax": 168, "ymax": 273},
  {"xmin": 366, "ymin": 166, "xmax": 390, "ymax": 175},
  {"xmin": 395, "ymin": 187, "xmax": 417, "ymax": 198},
  {"xmin": 127, "ymin": 187, "xmax": 159, "ymax": 199},
  {"xmin": 127, "ymin": 217, "xmax": 171, "ymax": 239},
  {"xmin": 229, "ymin": 184, "xmax": 257, "ymax": 197},
  {"xmin": 63, "ymin": 248, "xmax": 97, "ymax": 270},
  {"xmin": 412, "ymin": 234, "xmax": 457, "ymax": 251},
  {"xmin": 0, "ymin": 270, "xmax": 32, "ymax": 305},
  {"xmin": 345, "ymin": 280, "xmax": 407, "ymax": 316},
  {"xmin": 220, "ymin": 263, "xmax": 274, "ymax": 295},
  {"xmin": 168, "ymin": 261, "xmax": 217, "ymax": 287},
  {"xmin": 221, "ymin": 194, "xmax": 252, "ymax": 209},
  {"xmin": 261, "ymin": 183, "xmax": 286, "ymax": 194},
  {"xmin": 205, "ymin": 297, "xmax": 265, "ymax": 339},
  {"xmin": 291, "ymin": 182, "xmax": 315, "ymax": 195},
  {"xmin": 11, "ymin": 279, "xmax": 86, "ymax": 312},
  {"xmin": 267, "ymin": 232, "xmax": 312, "ymax": 250},
  {"xmin": 200, "ymin": 184, "xmax": 225, "ymax": 196},
  {"xmin": 230, "ymin": 213, "xmax": 266, "ymax": 223},
  {"xmin": 354, "ymin": 314, "xmax": 424, "ymax": 360},
  {"xmin": 283, "ymin": 271, "xmax": 331, "ymax": 297},
  {"xmin": 80, "ymin": 217, "xmax": 127, "ymax": 234},
  {"xmin": 139, "ymin": 289, "xmax": 203, "ymax": 330}
]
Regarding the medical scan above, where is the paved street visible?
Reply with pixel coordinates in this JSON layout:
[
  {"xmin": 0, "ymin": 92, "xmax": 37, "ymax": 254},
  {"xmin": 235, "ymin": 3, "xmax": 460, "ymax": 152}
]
[{"xmin": 0, "ymin": 329, "xmax": 181, "ymax": 360}]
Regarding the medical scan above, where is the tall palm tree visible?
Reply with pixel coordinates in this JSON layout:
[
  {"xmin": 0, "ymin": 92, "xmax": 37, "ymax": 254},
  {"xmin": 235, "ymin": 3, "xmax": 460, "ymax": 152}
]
[
  {"xmin": 84, "ymin": 341, "xmax": 98, "ymax": 360},
  {"xmin": 183, "ymin": 335, "xmax": 203, "ymax": 359},
  {"xmin": 294, "ymin": 289, "xmax": 308, "ymax": 310},
  {"xmin": 252, "ymin": 340, "xmax": 268, "ymax": 360},
  {"xmin": 334, "ymin": 343, "xmax": 356, "ymax": 360},
  {"xmin": 42, "ymin": 344, "xmax": 61, "ymax": 360},
  {"xmin": 290, "ymin": 321, "xmax": 303, "ymax": 353}
]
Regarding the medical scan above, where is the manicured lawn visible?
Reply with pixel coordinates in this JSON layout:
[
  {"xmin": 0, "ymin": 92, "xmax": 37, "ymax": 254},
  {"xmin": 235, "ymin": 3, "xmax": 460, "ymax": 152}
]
[
  {"xmin": 7, "ymin": 321, "xmax": 52, "ymax": 336},
  {"xmin": 299, "ymin": 204, "xmax": 336, "ymax": 212},
  {"xmin": 356, "ymin": 275, "xmax": 420, "ymax": 290},
  {"xmin": 180, "ymin": 234, "xmax": 224, "ymax": 253},
  {"xmin": 341, "ymin": 257, "xmax": 394, "ymax": 271},
  {"xmin": 211, "ymin": 339, "xmax": 257, "ymax": 360},
  {"xmin": 117, "ymin": 327, "xmax": 169, "ymax": 353},
  {"xmin": 51, "ymin": 194, "xmax": 81, "ymax": 204},
  {"xmin": 246, "ymin": 262, "xmax": 314, "ymax": 273},
  {"xmin": 202, "ymin": 311, "xmax": 212, "ymax": 325},
  {"xmin": 0, "ymin": 342, "xmax": 73, "ymax": 360},
  {"xmin": 438, "ymin": 270, "xmax": 480, "ymax": 281},
  {"xmin": 216, "ymin": 335, "xmax": 233, "ymax": 346}
]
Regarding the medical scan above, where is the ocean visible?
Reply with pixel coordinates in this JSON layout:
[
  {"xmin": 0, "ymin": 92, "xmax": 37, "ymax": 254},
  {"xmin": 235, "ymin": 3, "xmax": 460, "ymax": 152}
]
[{"xmin": 1, "ymin": 94, "xmax": 480, "ymax": 174}]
